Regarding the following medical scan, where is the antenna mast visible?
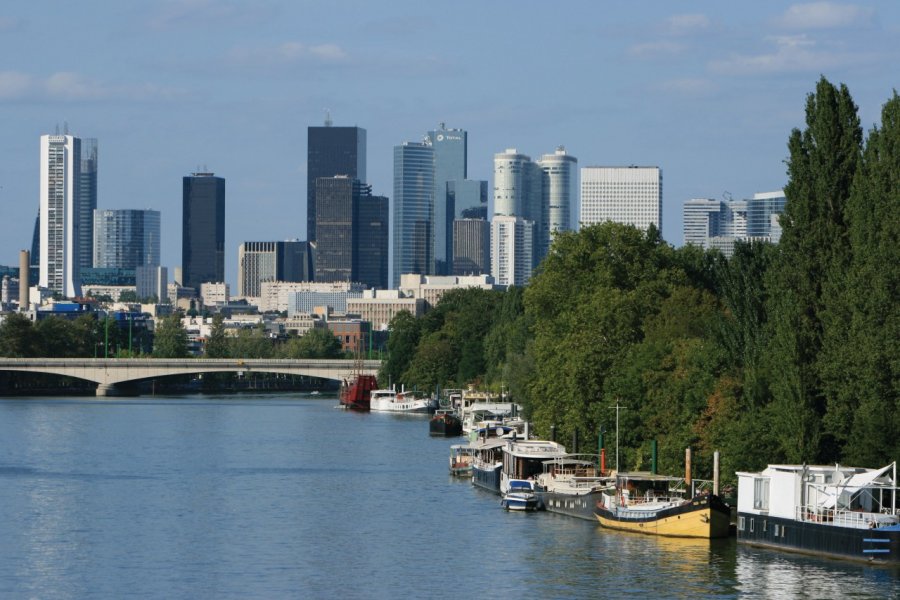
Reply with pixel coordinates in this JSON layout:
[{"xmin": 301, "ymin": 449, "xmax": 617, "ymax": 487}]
[{"xmin": 324, "ymin": 108, "xmax": 332, "ymax": 127}]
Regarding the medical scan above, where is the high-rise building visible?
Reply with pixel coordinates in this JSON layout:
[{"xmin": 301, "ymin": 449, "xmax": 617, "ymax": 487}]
[
  {"xmin": 315, "ymin": 176, "xmax": 363, "ymax": 283},
  {"xmin": 580, "ymin": 166, "xmax": 663, "ymax": 233},
  {"xmin": 238, "ymin": 240, "xmax": 314, "ymax": 298},
  {"xmin": 136, "ymin": 265, "xmax": 167, "ymax": 301},
  {"xmin": 537, "ymin": 146, "xmax": 577, "ymax": 259},
  {"xmin": 39, "ymin": 134, "xmax": 83, "ymax": 297},
  {"xmin": 93, "ymin": 209, "xmax": 160, "ymax": 269},
  {"xmin": 425, "ymin": 124, "xmax": 466, "ymax": 275},
  {"xmin": 491, "ymin": 216, "xmax": 534, "ymax": 287},
  {"xmin": 307, "ymin": 123, "xmax": 366, "ymax": 242},
  {"xmin": 78, "ymin": 138, "xmax": 98, "ymax": 269},
  {"xmin": 493, "ymin": 149, "xmax": 543, "ymax": 267},
  {"xmin": 453, "ymin": 218, "xmax": 489, "ymax": 276},
  {"xmin": 357, "ymin": 194, "xmax": 389, "ymax": 290},
  {"xmin": 683, "ymin": 192, "xmax": 782, "ymax": 258},
  {"xmin": 182, "ymin": 172, "xmax": 225, "ymax": 290},
  {"xmin": 393, "ymin": 142, "xmax": 434, "ymax": 287}
]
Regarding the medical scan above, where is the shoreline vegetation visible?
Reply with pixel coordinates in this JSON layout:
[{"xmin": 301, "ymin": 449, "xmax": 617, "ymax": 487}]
[{"xmin": 2, "ymin": 78, "xmax": 898, "ymax": 487}]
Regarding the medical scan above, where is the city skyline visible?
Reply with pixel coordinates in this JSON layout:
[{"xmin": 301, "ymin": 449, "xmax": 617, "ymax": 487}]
[{"xmin": 2, "ymin": 2, "xmax": 899, "ymax": 287}]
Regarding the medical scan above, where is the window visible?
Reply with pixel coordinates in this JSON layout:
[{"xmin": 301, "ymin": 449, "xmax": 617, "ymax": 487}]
[
  {"xmin": 738, "ymin": 516, "xmax": 745, "ymax": 531},
  {"xmin": 753, "ymin": 478, "xmax": 770, "ymax": 510},
  {"xmin": 750, "ymin": 519, "xmax": 755, "ymax": 533}
]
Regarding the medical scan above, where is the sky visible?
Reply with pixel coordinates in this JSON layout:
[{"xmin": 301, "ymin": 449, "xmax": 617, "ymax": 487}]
[{"xmin": 2, "ymin": 1, "xmax": 899, "ymax": 288}]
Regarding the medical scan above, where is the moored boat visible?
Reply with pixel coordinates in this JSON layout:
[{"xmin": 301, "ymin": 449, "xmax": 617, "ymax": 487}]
[
  {"xmin": 429, "ymin": 409, "xmax": 463, "ymax": 436},
  {"xmin": 369, "ymin": 387, "xmax": 437, "ymax": 413},
  {"xmin": 449, "ymin": 444, "xmax": 475, "ymax": 477},
  {"xmin": 535, "ymin": 455, "xmax": 614, "ymax": 521},
  {"xmin": 471, "ymin": 438, "xmax": 506, "ymax": 493},
  {"xmin": 594, "ymin": 473, "xmax": 731, "ymax": 538},
  {"xmin": 500, "ymin": 438, "xmax": 567, "ymax": 496},
  {"xmin": 735, "ymin": 463, "xmax": 899, "ymax": 565},
  {"xmin": 501, "ymin": 479, "xmax": 542, "ymax": 511},
  {"xmin": 339, "ymin": 374, "xmax": 378, "ymax": 410}
]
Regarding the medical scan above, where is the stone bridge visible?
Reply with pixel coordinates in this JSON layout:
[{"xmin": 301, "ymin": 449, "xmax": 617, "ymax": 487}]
[{"xmin": 0, "ymin": 358, "xmax": 380, "ymax": 396}]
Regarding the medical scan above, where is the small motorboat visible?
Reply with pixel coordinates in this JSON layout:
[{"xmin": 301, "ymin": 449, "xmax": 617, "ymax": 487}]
[{"xmin": 501, "ymin": 479, "xmax": 542, "ymax": 512}]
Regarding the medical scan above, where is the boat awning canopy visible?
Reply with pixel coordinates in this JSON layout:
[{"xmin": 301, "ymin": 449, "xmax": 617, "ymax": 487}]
[{"xmin": 818, "ymin": 463, "xmax": 895, "ymax": 509}]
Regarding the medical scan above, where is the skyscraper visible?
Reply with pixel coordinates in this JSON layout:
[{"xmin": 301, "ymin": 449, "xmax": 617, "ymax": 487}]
[
  {"xmin": 747, "ymin": 191, "xmax": 786, "ymax": 239},
  {"xmin": 238, "ymin": 240, "xmax": 314, "ymax": 298},
  {"xmin": 182, "ymin": 172, "xmax": 225, "ymax": 290},
  {"xmin": 357, "ymin": 194, "xmax": 389, "ymax": 290},
  {"xmin": 491, "ymin": 216, "xmax": 533, "ymax": 287},
  {"xmin": 393, "ymin": 142, "xmax": 434, "ymax": 287},
  {"xmin": 453, "ymin": 218, "xmax": 489, "ymax": 276},
  {"xmin": 580, "ymin": 166, "xmax": 662, "ymax": 233},
  {"xmin": 425, "ymin": 124, "xmax": 466, "ymax": 275},
  {"xmin": 307, "ymin": 123, "xmax": 366, "ymax": 242},
  {"xmin": 537, "ymin": 146, "xmax": 577, "ymax": 259},
  {"xmin": 39, "ymin": 134, "xmax": 83, "ymax": 297},
  {"xmin": 493, "ymin": 148, "xmax": 542, "ymax": 266},
  {"xmin": 78, "ymin": 138, "xmax": 98, "ymax": 269},
  {"xmin": 93, "ymin": 209, "xmax": 160, "ymax": 269}
]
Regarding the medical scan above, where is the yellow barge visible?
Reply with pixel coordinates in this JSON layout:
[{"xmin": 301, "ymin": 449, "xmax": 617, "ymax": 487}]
[{"xmin": 594, "ymin": 472, "xmax": 731, "ymax": 539}]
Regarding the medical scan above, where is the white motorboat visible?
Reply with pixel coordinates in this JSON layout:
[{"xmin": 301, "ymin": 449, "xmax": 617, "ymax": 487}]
[{"xmin": 369, "ymin": 387, "xmax": 437, "ymax": 413}]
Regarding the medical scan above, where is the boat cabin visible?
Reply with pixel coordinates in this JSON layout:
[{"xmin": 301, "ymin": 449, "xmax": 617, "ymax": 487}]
[{"xmin": 612, "ymin": 472, "xmax": 685, "ymax": 506}]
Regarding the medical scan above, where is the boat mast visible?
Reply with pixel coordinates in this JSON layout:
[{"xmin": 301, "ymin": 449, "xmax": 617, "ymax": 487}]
[{"xmin": 609, "ymin": 400, "xmax": 626, "ymax": 473}]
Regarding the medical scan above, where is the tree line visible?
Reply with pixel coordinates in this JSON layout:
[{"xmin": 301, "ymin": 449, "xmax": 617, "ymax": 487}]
[{"xmin": 380, "ymin": 77, "xmax": 899, "ymax": 482}]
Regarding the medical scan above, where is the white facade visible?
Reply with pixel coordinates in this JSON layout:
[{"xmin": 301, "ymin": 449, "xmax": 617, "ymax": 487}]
[
  {"xmin": 39, "ymin": 134, "xmax": 83, "ymax": 297},
  {"xmin": 580, "ymin": 166, "xmax": 662, "ymax": 232},
  {"xmin": 346, "ymin": 290, "xmax": 425, "ymax": 330},
  {"xmin": 238, "ymin": 241, "xmax": 277, "ymax": 298},
  {"xmin": 538, "ymin": 147, "xmax": 578, "ymax": 255},
  {"xmin": 493, "ymin": 149, "xmax": 541, "ymax": 220},
  {"xmin": 490, "ymin": 216, "xmax": 533, "ymax": 287},
  {"xmin": 398, "ymin": 273, "xmax": 500, "ymax": 309},
  {"xmin": 200, "ymin": 282, "xmax": 230, "ymax": 307},
  {"xmin": 259, "ymin": 280, "xmax": 363, "ymax": 313}
]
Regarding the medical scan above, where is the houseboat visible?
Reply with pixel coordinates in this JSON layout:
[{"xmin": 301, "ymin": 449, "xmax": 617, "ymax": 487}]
[
  {"xmin": 500, "ymin": 438, "xmax": 567, "ymax": 497},
  {"xmin": 736, "ymin": 463, "xmax": 899, "ymax": 565},
  {"xmin": 535, "ymin": 455, "xmax": 614, "ymax": 521}
]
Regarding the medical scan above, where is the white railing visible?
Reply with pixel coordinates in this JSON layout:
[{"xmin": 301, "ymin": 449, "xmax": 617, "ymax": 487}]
[{"xmin": 794, "ymin": 505, "xmax": 898, "ymax": 529}]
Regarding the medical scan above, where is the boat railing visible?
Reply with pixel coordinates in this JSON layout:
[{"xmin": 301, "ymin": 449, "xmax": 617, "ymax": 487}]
[{"xmin": 795, "ymin": 504, "xmax": 898, "ymax": 529}]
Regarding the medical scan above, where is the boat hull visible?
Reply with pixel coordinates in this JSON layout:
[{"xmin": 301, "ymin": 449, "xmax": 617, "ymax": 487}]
[
  {"xmin": 737, "ymin": 513, "xmax": 900, "ymax": 565},
  {"xmin": 538, "ymin": 490, "xmax": 605, "ymax": 521},
  {"xmin": 472, "ymin": 464, "xmax": 502, "ymax": 494},
  {"xmin": 595, "ymin": 495, "xmax": 731, "ymax": 539},
  {"xmin": 339, "ymin": 375, "xmax": 377, "ymax": 410},
  {"xmin": 429, "ymin": 415, "xmax": 463, "ymax": 437},
  {"xmin": 502, "ymin": 494, "xmax": 541, "ymax": 511}
]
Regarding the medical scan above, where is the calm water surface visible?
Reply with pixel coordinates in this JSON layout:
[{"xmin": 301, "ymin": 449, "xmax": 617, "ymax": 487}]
[{"xmin": 0, "ymin": 394, "xmax": 897, "ymax": 599}]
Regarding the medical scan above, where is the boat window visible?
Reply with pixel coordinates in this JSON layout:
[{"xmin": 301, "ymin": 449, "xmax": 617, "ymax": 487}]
[
  {"xmin": 738, "ymin": 516, "xmax": 745, "ymax": 531},
  {"xmin": 749, "ymin": 518, "xmax": 754, "ymax": 533},
  {"xmin": 753, "ymin": 477, "xmax": 770, "ymax": 510},
  {"xmin": 762, "ymin": 520, "xmax": 767, "ymax": 533},
  {"xmin": 773, "ymin": 524, "xmax": 779, "ymax": 536}
]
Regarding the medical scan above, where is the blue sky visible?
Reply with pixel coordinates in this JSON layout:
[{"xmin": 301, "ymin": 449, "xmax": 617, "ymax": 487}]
[{"xmin": 2, "ymin": 1, "xmax": 899, "ymax": 287}]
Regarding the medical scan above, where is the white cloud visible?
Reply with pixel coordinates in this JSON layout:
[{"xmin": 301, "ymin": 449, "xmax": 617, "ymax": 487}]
[
  {"xmin": 0, "ymin": 70, "xmax": 182, "ymax": 102},
  {"xmin": 229, "ymin": 41, "xmax": 349, "ymax": 67},
  {"xmin": 628, "ymin": 40, "xmax": 685, "ymax": 58},
  {"xmin": 776, "ymin": 2, "xmax": 874, "ymax": 29},
  {"xmin": 709, "ymin": 34, "xmax": 868, "ymax": 75},
  {"xmin": 665, "ymin": 14, "xmax": 711, "ymax": 35}
]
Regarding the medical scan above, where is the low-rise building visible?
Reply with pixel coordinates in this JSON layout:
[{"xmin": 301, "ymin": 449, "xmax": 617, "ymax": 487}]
[{"xmin": 346, "ymin": 289, "xmax": 425, "ymax": 330}]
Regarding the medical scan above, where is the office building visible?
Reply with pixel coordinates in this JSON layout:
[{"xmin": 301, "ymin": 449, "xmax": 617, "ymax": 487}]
[
  {"xmin": 393, "ymin": 142, "xmax": 434, "ymax": 287},
  {"xmin": 357, "ymin": 193, "xmax": 389, "ymax": 290},
  {"xmin": 201, "ymin": 282, "xmax": 229, "ymax": 307},
  {"xmin": 78, "ymin": 138, "xmax": 98, "ymax": 269},
  {"xmin": 425, "ymin": 124, "xmax": 466, "ymax": 275},
  {"xmin": 493, "ymin": 149, "xmax": 543, "ymax": 267},
  {"xmin": 491, "ymin": 216, "xmax": 534, "ymax": 287},
  {"xmin": 683, "ymin": 192, "xmax": 782, "ymax": 258},
  {"xmin": 136, "ymin": 265, "xmax": 167, "ymax": 301},
  {"xmin": 39, "ymin": 133, "xmax": 83, "ymax": 297},
  {"xmin": 182, "ymin": 172, "xmax": 225, "ymax": 291},
  {"xmin": 258, "ymin": 280, "xmax": 363, "ymax": 313},
  {"xmin": 747, "ymin": 191, "xmax": 786, "ymax": 239},
  {"xmin": 453, "ymin": 218, "xmax": 489, "ymax": 275},
  {"xmin": 238, "ymin": 240, "xmax": 314, "ymax": 299},
  {"xmin": 580, "ymin": 166, "xmax": 662, "ymax": 232},
  {"xmin": 307, "ymin": 122, "xmax": 366, "ymax": 242},
  {"xmin": 93, "ymin": 209, "xmax": 160, "ymax": 269},
  {"xmin": 537, "ymin": 147, "xmax": 577, "ymax": 258}
]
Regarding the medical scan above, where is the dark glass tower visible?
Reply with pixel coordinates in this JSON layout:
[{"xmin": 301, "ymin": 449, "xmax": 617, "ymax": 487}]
[
  {"xmin": 315, "ymin": 176, "xmax": 359, "ymax": 283},
  {"xmin": 78, "ymin": 138, "xmax": 98, "ymax": 269},
  {"xmin": 357, "ymin": 194, "xmax": 389, "ymax": 290},
  {"xmin": 425, "ymin": 124, "xmax": 466, "ymax": 275},
  {"xmin": 182, "ymin": 172, "xmax": 225, "ymax": 290},
  {"xmin": 393, "ymin": 142, "xmax": 434, "ymax": 287},
  {"xmin": 307, "ymin": 124, "xmax": 366, "ymax": 242}
]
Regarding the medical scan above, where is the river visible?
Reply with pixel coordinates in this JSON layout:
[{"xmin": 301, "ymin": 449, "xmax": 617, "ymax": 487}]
[{"xmin": 0, "ymin": 394, "xmax": 897, "ymax": 599}]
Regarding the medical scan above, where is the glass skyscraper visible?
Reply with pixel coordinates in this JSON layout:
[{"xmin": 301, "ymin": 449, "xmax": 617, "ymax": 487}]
[
  {"xmin": 537, "ymin": 147, "xmax": 577, "ymax": 261},
  {"xmin": 307, "ymin": 124, "xmax": 366, "ymax": 243},
  {"xmin": 78, "ymin": 138, "xmax": 98, "ymax": 269},
  {"xmin": 93, "ymin": 209, "xmax": 160, "ymax": 269},
  {"xmin": 182, "ymin": 172, "xmax": 225, "ymax": 290},
  {"xmin": 425, "ymin": 124, "xmax": 466, "ymax": 275},
  {"xmin": 238, "ymin": 240, "xmax": 314, "ymax": 298},
  {"xmin": 393, "ymin": 142, "xmax": 434, "ymax": 287}
]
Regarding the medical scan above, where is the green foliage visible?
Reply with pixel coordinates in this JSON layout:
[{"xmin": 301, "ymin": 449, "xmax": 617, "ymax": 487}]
[
  {"xmin": 277, "ymin": 328, "xmax": 343, "ymax": 359},
  {"xmin": 204, "ymin": 314, "xmax": 230, "ymax": 358},
  {"xmin": 228, "ymin": 323, "xmax": 273, "ymax": 359},
  {"xmin": 152, "ymin": 314, "xmax": 190, "ymax": 358},
  {"xmin": 0, "ymin": 313, "xmax": 40, "ymax": 357}
]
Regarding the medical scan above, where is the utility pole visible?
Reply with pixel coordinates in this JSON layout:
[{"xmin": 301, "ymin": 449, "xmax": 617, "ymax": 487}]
[
  {"xmin": 104, "ymin": 315, "xmax": 109, "ymax": 359},
  {"xmin": 609, "ymin": 400, "xmax": 626, "ymax": 472}
]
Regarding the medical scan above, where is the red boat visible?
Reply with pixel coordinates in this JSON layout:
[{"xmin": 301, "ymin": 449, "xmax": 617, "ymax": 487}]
[{"xmin": 339, "ymin": 374, "xmax": 378, "ymax": 410}]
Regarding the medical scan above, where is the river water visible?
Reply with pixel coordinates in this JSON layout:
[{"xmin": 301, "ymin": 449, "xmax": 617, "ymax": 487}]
[{"xmin": 0, "ymin": 393, "xmax": 897, "ymax": 599}]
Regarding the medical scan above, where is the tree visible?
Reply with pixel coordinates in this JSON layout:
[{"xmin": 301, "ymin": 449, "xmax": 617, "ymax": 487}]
[
  {"xmin": 204, "ymin": 314, "xmax": 230, "ymax": 358},
  {"xmin": 228, "ymin": 323, "xmax": 274, "ymax": 358},
  {"xmin": 279, "ymin": 327, "xmax": 343, "ymax": 359},
  {"xmin": 0, "ymin": 313, "xmax": 39, "ymax": 357},
  {"xmin": 153, "ymin": 314, "xmax": 190, "ymax": 358},
  {"xmin": 379, "ymin": 311, "xmax": 421, "ymax": 386},
  {"xmin": 118, "ymin": 290, "xmax": 138, "ymax": 303}
]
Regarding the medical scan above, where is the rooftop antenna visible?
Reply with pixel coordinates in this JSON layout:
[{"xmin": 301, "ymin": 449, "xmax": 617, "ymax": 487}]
[
  {"xmin": 723, "ymin": 191, "xmax": 733, "ymax": 202},
  {"xmin": 324, "ymin": 109, "xmax": 332, "ymax": 127},
  {"xmin": 55, "ymin": 123, "xmax": 60, "ymax": 135},
  {"xmin": 64, "ymin": 121, "xmax": 69, "ymax": 135}
]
